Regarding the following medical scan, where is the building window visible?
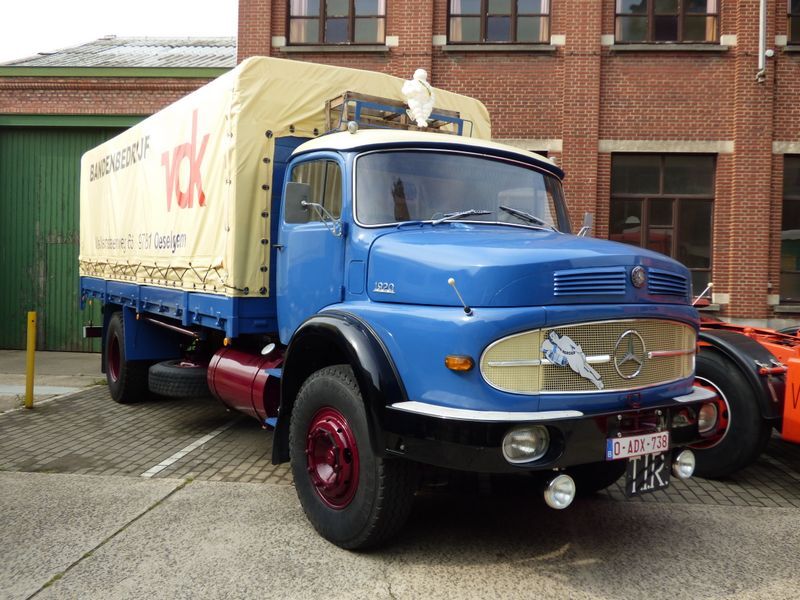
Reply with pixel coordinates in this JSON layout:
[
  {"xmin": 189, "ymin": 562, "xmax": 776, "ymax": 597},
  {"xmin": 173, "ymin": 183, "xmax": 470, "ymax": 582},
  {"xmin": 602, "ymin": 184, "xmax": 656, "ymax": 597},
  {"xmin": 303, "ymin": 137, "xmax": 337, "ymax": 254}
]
[
  {"xmin": 289, "ymin": 0, "xmax": 386, "ymax": 45},
  {"xmin": 790, "ymin": 1, "xmax": 800, "ymax": 44},
  {"xmin": 448, "ymin": 0, "xmax": 550, "ymax": 44},
  {"xmin": 781, "ymin": 157, "xmax": 800, "ymax": 302},
  {"xmin": 609, "ymin": 154, "xmax": 715, "ymax": 295},
  {"xmin": 615, "ymin": 0, "xmax": 718, "ymax": 43}
]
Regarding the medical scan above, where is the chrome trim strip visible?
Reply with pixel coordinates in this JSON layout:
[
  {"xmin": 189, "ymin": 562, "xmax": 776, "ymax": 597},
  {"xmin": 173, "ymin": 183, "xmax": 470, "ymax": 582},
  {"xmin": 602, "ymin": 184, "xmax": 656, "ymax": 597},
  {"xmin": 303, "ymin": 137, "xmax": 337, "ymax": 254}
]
[
  {"xmin": 648, "ymin": 349, "xmax": 694, "ymax": 359},
  {"xmin": 389, "ymin": 401, "xmax": 584, "ymax": 422},
  {"xmin": 487, "ymin": 354, "xmax": 611, "ymax": 368},
  {"xmin": 674, "ymin": 386, "xmax": 717, "ymax": 403}
]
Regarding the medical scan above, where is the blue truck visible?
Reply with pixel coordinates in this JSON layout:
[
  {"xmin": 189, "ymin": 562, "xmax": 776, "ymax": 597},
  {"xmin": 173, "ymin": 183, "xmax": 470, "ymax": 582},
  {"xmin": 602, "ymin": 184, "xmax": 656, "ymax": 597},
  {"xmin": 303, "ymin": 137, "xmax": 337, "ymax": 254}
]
[{"xmin": 80, "ymin": 58, "xmax": 718, "ymax": 548}]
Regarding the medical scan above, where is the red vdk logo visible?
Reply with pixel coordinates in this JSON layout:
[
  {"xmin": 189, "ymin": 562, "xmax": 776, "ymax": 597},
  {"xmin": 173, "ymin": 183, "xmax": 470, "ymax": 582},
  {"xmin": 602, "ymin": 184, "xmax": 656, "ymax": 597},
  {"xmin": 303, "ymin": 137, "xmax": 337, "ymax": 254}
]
[{"xmin": 161, "ymin": 109, "xmax": 209, "ymax": 211}]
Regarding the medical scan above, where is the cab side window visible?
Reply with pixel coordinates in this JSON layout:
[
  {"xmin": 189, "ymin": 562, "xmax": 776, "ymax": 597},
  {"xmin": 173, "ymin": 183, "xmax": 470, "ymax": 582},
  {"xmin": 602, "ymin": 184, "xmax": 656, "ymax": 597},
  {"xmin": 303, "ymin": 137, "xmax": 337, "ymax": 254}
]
[{"xmin": 288, "ymin": 159, "xmax": 343, "ymax": 223}]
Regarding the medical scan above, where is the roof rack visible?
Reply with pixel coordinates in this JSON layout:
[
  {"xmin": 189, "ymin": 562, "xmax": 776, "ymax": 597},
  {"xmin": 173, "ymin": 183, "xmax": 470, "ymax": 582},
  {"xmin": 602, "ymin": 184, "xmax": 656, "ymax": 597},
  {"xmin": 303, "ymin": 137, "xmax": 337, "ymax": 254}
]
[{"xmin": 325, "ymin": 91, "xmax": 471, "ymax": 136}]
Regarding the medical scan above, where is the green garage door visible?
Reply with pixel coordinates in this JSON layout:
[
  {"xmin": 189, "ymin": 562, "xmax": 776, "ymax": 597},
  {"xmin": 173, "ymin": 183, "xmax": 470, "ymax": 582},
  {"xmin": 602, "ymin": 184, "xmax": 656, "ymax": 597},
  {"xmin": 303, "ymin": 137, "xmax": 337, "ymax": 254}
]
[{"xmin": 0, "ymin": 124, "xmax": 127, "ymax": 351}]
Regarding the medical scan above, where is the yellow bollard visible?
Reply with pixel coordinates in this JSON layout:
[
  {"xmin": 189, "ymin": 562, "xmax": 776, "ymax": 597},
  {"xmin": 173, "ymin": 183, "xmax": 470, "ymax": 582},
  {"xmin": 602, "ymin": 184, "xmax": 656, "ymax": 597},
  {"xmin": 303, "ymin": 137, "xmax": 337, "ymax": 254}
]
[{"xmin": 25, "ymin": 311, "xmax": 36, "ymax": 409}]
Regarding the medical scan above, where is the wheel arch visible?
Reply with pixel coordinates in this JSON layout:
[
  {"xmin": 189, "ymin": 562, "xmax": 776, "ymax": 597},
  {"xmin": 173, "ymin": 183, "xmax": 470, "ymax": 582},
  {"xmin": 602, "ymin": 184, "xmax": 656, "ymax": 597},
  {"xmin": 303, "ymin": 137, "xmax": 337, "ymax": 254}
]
[
  {"xmin": 698, "ymin": 329, "xmax": 784, "ymax": 420},
  {"xmin": 272, "ymin": 310, "xmax": 408, "ymax": 464}
]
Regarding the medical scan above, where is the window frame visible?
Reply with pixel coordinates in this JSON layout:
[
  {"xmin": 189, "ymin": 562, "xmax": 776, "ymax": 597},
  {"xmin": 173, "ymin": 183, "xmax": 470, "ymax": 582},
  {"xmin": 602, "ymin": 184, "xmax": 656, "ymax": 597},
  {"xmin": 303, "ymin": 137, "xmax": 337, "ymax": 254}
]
[
  {"xmin": 286, "ymin": 158, "xmax": 344, "ymax": 224},
  {"xmin": 447, "ymin": 0, "xmax": 551, "ymax": 45},
  {"xmin": 614, "ymin": 0, "xmax": 719, "ymax": 44},
  {"xmin": 609, "ymin": 153, "xmax": 716, "ymax": 295},
  {"xmin": 790, "ymin": 0, "xmax": 800, "ymax": 44},
  {"xmin": 780, "ymin": 156, "xmax": 800, "ymax": 303},
  {"xmin": 287, "ymin": 0, "xmax": 386, "ymax": 46}
]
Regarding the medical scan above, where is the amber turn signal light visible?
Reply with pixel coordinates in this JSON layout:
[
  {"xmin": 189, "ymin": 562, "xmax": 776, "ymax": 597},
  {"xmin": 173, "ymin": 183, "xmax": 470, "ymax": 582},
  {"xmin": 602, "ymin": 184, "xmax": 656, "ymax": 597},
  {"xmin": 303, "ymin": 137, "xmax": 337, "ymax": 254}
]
[{"xmin": 445, "ymin": 355, "xmax": 474, "ymax": 371}]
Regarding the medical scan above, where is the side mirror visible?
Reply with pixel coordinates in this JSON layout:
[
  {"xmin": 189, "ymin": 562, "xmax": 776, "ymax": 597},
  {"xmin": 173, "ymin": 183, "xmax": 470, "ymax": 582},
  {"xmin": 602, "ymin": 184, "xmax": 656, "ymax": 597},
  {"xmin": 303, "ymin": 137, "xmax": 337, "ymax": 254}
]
[
  {"xmin": 578, "ymin": 212, "xmax": 593, "ymax": 237},
  {"xmin": 284, "ymin": 182, "xmax": 311, "ymax": 224}
]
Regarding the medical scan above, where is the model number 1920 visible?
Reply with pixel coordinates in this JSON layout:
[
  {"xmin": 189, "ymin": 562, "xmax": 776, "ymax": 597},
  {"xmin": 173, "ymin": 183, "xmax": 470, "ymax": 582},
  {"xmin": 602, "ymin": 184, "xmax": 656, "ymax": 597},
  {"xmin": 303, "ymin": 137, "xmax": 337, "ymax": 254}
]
[{"xmin": 373, "ymin": 282, "xmax": 396, "ymax": 294}]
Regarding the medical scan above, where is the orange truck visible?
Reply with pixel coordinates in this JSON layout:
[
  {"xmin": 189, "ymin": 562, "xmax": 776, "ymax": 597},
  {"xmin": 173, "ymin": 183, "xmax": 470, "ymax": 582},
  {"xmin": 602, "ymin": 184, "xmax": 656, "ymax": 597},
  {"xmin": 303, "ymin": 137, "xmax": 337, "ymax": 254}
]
[{"xmin": 693, "ymin": 317, "xmax": 800, "ymax": 477}]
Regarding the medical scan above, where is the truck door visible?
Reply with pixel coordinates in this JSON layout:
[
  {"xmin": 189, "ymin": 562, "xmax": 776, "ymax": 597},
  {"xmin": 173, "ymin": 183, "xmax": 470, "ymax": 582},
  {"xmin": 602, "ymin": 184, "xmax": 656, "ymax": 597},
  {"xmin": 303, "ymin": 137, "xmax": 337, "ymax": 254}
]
[{"xmin": 277, "ymin": 156, "xmax": 346, "ymax": 343}]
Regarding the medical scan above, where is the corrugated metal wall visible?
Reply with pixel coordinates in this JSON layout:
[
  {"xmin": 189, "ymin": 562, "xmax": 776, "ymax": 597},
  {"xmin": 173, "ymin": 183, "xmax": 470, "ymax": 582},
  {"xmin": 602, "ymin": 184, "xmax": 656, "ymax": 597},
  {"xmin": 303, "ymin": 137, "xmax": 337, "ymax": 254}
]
[{"xmin": 0, "ymin": 126, "xmax": 123, "ymax": 351}]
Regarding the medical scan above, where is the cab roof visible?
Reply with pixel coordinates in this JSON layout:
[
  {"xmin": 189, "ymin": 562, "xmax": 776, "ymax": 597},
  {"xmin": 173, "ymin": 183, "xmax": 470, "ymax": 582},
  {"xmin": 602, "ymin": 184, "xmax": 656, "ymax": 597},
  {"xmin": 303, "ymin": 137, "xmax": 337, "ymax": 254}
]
[{"xmin": 292, "ymin": 129, "xmax": 563, "ymax": 179}]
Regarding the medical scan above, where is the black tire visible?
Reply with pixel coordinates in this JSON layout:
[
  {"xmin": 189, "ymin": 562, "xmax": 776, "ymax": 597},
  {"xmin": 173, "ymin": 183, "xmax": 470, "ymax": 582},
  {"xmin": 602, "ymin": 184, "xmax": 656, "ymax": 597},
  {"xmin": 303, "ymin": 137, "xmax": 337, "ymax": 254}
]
[
  {"xmin": 148, "ymin": 360, "xmax": 211, "ymax": 399},
  {"xmin": 692, "ymin": 351, "xmax": 772, "ymax": 478},
  {"xmin": 289, "ymin": 365, "xmax": 416, "ymax": 550},
  {"xmin": 567, "ymin": 460, "xmax": 627, "ymax": 496},
  {"xmin": 105, "ymin": 311, "xmax": 150, "ymax": 404}
]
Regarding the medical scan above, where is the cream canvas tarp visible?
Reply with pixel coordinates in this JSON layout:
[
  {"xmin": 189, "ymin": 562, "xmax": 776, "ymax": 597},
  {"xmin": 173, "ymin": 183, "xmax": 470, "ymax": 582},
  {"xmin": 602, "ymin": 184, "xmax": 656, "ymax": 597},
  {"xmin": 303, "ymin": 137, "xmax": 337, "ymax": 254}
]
[{"xmin": 79, "ymin": 56, "xmax": 491, "ymax": 298}]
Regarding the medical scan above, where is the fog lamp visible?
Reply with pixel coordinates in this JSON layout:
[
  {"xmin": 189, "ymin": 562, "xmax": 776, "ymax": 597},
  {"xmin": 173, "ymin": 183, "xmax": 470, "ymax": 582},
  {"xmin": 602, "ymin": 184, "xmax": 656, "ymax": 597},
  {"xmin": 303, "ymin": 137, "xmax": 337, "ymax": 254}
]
[
  {"xmin": 697, "ymin": 403, "xmax": 718, "ymax": 433},
  {"xmin": 672, "ymin": 449, "xmax": 696, "ymax": 480},
  {"xmin": 544, "ymin": 474, "xmax": 576, "ymax": 509},
  {"xmin": 502, "ymin": 425, "xmax": 549, "ymax": 464}
]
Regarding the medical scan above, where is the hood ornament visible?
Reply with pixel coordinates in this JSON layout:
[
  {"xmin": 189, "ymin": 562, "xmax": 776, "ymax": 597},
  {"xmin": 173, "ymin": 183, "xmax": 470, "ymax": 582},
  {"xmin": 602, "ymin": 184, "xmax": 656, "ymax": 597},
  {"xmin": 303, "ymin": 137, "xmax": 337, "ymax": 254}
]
[{"xmin": 541, "ymin": 331, "xmax": 604, "ymax": 389}]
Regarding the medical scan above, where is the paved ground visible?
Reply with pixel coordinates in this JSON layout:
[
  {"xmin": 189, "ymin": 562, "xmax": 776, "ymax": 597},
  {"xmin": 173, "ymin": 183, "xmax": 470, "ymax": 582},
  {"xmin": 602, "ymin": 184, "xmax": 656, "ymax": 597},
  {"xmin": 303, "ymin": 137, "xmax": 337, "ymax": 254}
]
[{"xmin": 1, "ymin": 376, "xmax": 800, "ymax": 598}]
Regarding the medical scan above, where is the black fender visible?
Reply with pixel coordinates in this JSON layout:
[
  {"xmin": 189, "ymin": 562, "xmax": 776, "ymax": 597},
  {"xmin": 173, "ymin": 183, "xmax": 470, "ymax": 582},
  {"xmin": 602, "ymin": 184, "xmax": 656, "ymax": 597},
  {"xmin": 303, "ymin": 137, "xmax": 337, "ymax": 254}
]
[
  {"xmin": 271, "ymin": 311, "xmax": 408, "ymax": 464},
  {"xmin": 698, "ymin": 329, "xmax": 784, "ymax": 420}
]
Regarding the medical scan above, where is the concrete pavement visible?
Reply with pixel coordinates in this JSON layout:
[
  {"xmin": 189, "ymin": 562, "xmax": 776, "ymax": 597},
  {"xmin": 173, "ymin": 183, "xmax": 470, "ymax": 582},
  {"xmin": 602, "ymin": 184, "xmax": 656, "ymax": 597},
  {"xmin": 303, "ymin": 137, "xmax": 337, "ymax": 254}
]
[{"xmin": 0, "ymin": 350, "xmax": 101, "ymax": 412}]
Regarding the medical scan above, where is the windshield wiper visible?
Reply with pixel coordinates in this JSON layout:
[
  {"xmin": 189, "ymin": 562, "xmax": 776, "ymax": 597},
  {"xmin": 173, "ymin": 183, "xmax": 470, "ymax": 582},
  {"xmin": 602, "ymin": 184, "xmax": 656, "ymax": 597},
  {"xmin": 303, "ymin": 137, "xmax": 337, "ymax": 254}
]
[
  {"xmin": 431, "ymin": 209, "xmax": 492, "ymax": 225},
  {"xmin": 499, "ymin": 205, "xmax": 556, "ymax": 231}
]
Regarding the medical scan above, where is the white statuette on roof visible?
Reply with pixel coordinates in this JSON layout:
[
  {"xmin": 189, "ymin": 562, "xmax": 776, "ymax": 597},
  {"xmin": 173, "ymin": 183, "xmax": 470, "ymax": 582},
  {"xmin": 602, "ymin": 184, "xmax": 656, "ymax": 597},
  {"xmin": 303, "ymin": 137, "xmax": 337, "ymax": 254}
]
[{"xmin": 401, "ymin": 69, "xmax": 435, "ymax": 128}]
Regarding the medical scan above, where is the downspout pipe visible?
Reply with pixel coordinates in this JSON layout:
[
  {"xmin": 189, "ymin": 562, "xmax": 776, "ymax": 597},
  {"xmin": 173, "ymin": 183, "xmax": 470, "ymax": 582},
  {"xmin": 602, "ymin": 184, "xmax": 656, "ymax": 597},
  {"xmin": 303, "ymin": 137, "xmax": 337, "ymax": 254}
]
[{"xmin": 756, "ymin": 0, "xmax": 767, "ymax": 83}]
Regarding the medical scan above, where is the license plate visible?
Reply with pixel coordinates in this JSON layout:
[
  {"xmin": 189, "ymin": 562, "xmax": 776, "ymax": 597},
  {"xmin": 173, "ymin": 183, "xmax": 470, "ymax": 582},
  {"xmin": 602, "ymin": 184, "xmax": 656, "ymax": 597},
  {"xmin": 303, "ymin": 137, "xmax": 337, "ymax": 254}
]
[
  {"xmin": 625, "ymin": 451, "xmax": 671, "ymax": 497},
  {"xmin": 605, "ymin": 431, "xmax": 670, "ymax": 460}
]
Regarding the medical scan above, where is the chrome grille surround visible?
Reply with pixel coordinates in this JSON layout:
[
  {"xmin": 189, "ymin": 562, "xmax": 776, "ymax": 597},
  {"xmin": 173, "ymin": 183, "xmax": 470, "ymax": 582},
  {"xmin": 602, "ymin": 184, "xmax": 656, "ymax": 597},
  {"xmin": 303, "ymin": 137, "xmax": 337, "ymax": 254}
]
[{"xmin": 480, "ymin": 319, "xmax": 696, "ymax": 395}]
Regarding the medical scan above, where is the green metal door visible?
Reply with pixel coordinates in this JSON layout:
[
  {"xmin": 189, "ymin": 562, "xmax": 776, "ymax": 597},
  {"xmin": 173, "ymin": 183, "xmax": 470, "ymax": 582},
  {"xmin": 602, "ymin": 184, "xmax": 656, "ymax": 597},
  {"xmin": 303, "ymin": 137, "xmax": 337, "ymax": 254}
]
[{"xmin": 0, "ymin": 126, "xmax": 124, "ymax": 351}]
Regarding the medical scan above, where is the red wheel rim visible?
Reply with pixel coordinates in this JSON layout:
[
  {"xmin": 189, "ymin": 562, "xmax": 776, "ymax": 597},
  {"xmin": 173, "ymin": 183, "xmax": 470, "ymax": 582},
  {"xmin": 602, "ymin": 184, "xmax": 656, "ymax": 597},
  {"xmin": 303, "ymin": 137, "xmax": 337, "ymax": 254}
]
[
  {"xmin": 691, "ymin": 377, "xmax": 731, "ymax": 449},
  {"xmin": 305, "ymin": 407, "xmax": 360, "ymax": 509},
  {"xmin": 108, "ymin": 334, "xmax": 121, "ymax": 382}
]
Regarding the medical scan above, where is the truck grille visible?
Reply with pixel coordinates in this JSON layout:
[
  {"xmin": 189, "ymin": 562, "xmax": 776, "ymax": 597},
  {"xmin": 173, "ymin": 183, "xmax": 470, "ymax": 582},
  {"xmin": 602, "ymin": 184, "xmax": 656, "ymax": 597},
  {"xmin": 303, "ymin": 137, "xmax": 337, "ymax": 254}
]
[
  {"xmin": 553, "ymin": 267, "xmax": 626, "ymax": 296},
  {"xmin": 480, "ymin": 319, "xmax": 695, "ymax": 395},
  {"xmin": 648, "ymin": 268, "xmax": 689, "ymax": 297}
]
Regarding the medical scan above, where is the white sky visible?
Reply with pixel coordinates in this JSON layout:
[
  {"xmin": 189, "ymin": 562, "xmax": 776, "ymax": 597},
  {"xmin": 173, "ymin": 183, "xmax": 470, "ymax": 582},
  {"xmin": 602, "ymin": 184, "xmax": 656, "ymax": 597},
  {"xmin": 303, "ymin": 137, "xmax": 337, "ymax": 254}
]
[{"xmin": 0, "ymin": 1, "xmax": 238, "ymax": 63}]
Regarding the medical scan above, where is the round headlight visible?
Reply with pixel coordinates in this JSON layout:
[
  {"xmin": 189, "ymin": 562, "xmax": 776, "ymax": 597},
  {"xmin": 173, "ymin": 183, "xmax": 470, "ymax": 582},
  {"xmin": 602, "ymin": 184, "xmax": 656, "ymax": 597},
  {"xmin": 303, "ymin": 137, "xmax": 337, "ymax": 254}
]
[
  {"xmin": 631, "ymin": 266, "xmax": 646, "ymax": 288},
  {"xmin": 502, "ymin": 425, "xmax": 550, "ymax": 464},
  {"xmin": 672, "ymin": 449, "xmax": 696, "ymax": 479},
  {"xmin": 544, "ymin": 474, "xmax": 576, "ymax": 509},
  {"xmin": 697, "ymin": 402, "xmax": 718, "ymax": 433}
]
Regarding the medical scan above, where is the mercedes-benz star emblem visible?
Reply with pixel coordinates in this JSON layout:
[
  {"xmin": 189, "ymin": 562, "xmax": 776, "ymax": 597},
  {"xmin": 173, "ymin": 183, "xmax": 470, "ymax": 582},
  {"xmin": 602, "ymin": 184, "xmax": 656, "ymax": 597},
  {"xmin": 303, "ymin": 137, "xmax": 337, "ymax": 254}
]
[{"xmin": 613, "ymin": 330, "xmax": 646, "ymax": 379}]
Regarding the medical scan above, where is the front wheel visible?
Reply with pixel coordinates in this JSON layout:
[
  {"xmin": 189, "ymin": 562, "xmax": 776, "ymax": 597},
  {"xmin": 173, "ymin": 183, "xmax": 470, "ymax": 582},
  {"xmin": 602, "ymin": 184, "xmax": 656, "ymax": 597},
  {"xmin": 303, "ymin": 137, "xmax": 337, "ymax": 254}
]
[
  {"xmin": 691, "ymin": 351, "xmax": 772, "ymax": 478},
  {"xmin": 289, "ymin": 365, "xmax": 416, "ymax": 549}
]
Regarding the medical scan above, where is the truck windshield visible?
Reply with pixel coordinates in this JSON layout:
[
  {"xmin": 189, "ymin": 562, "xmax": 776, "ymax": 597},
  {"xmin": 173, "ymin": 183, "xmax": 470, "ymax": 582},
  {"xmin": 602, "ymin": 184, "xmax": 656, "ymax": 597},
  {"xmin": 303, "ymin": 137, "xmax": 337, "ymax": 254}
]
[{"xmin": 355, "ymin": 149, "xmax": 566, "ymax": 230}]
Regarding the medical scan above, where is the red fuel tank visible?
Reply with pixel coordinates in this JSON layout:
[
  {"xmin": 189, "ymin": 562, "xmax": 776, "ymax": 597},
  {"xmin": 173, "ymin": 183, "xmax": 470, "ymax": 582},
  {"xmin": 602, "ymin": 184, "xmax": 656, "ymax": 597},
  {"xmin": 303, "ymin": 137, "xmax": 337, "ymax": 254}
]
[{"xmin": 207, "ymin": 347, "xmax": 283, "ymax": 421}]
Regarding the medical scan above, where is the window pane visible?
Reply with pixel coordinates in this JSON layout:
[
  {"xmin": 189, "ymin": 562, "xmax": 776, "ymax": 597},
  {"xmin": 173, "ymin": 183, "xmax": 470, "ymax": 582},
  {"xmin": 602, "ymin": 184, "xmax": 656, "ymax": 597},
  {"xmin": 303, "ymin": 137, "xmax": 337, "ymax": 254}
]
[
  {"xmin": 291, "ymin": 0, "xmax": 320, "ymax": 16},
  {"xmin": 609, "ymin": 200, "xmax": 643, "ymax": 246},
  {"xmin": 487, "ymin": 16, "xmax": 512, "ymax": 41},
  {"xmin": 354, "ymin": 17, "xmax": 384, "ymax": 43},
  {"xmin": 654, "ymin": 16, "xmax": 678, "ymax": 40},
  {"xmin": 355, "ymin": 0, "xmax": 385, "ymax": 15},
  {"xmin": 783, "ymin": 198, "xmax": 800, "ymax": 231},
  {"xmin": 325, "ymin": 18, "xmax": 349, "ymax": 43},
  {"xmin": 664, "ymin": 155, "xmax": 714, "ymax": 195},
  {"xmin": 450, "ymin": 17, "xmax": 481, "ymax": 42},
  {"xmin": 612, "ymin": 155, "xmax": 661, "ymax": 194},
  {"xmin": 517, "ymin": 16, "xmax": 547, "ymax": 42},
  {"xmin": 650, "ymin": 198, "xmax": 673, "ymax": 226},
  {"xmin": 616, "ymin": 16, "xmax": 648, "ymax": 41},
  {"xmin": 290, "ymin": 19, "xmax": 319, "ymax": 43},
  {"xmin": 648, "ymin": 228, "xmax": 673, "ymax": 255},
  {"xmin": 792, "ymin": 17, "xmax": 800, "ymax": 44},
  {"xmin": 618, "ymin": 0, "xmax": 647, "ymax": 14},
  {"xmin": 489, "ymin": 0, "xmax": 512, "ymax": 13},
  {"xmin": 692, "ymin": 271, "xmax": 711, "ymax": 296},
  {"xmin": 791, "ymin": 0, "xmax": 800, "ymax": 13},
  {"xmin": 452, "ymin": 0, "xmax": 481, "ymax": 14},
  {"xmin": 785, "ymin": 157, "xmax": 800, "ymax": 197},
  {"xmin": 686, "ymin": 0, "xmax": 716, "ymax": 13},
  {"xmin": 654, "ymin": 0, "xmax": 678, "ymax": 13},
  {"xmin": 678, "ymin": 200, "xmax": 712, "ymax": 268},
  {"xmin": 324, "ymin": 162, "xmax": 343, "ymax": 218},
  {"xmin": 684, "ymin": 16, "xmax": 716, "ymax": 41},
  {"xmin": 326, "ymin": 0, "xmax": 349, "ymax": 17},
  {"xmin": 519, "ymin": 0, "xmax": 549, "ymax": 13}
]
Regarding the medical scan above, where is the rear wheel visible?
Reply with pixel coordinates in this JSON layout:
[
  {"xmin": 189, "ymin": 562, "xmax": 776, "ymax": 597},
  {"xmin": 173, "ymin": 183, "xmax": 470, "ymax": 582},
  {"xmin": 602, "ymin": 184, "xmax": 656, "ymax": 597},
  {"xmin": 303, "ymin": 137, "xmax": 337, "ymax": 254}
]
[
  {"xmin": 289, "ymin": 365, "xmax": 416, "ymax": 549},
  {"xmin": 691, "ymin": 351, "xmax": 772, "ymax": 478},
  {"xmin": 105, "ymin": 311, "xmax": 149, "ymax": 404}
]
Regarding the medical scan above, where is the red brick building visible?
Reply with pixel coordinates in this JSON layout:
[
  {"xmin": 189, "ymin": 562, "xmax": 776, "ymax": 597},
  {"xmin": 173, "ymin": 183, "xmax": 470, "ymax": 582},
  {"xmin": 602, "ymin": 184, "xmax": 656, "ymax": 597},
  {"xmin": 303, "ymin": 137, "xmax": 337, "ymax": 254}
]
[
  {"xmin": 237, "ymin": 0, "xmax": 800, "ymax": 327},
  {"xmin": 2, "ymin": 2, "xmax": 800, "ymax": 351}
]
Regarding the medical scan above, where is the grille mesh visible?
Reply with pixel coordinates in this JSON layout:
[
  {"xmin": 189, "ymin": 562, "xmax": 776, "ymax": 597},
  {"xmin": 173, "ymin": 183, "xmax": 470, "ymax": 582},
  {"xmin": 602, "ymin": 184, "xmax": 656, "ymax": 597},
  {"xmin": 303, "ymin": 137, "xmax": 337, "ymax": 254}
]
[{"xmin": 481, "ymin": 319, "xmax": 695, "ymax": 395}]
